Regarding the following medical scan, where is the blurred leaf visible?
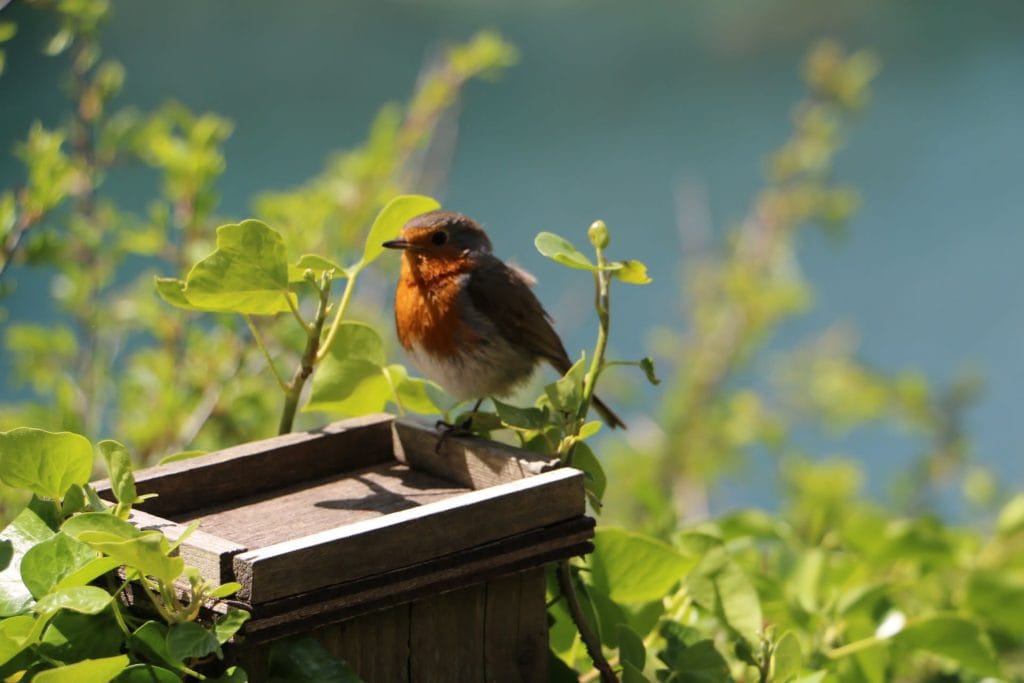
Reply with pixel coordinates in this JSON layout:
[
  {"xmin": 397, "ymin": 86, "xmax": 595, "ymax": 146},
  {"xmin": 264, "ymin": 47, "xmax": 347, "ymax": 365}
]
[
  {"xmin": 572, "ymin": 442, "xmax": 607, "ymax": 503},
  {"xmin": 389, "ymin": 367, "xmax": 442, "ymax": 415},
  {"xmin": 493, "ymin": 400, "xmax": 549, "ymax": 431},
  {"xmin": 0, "ymin": 22, "xmax": 16, "ymax": 43},
  {"xmin": 0, "ymin": 429, "xmax": 93, "ymax": 500},
  {"xmin": 288, "ymin": 254, "xmax": 348, "ymax": 283},
  {"xmin": 772, "ymin": 631, "xmax": 802, "ymax": 682},
  {"xmin": 638, "ymin": 356, "xmax": 660, "ymax": 385},
  {"xmin": 613, "ymin": 260, "xmax": 652, "ymax": 284},
  {"xmin": 212, "ymin": 608, "xmax": 249, "ymax": 644},
  {"xmin": 0, "ymin": 615, "xmax": 35, "ymax": 667},
  {"xmin": 997, "ymin": 493, "xmax": 1024, "ymax": 536},
  {"xmin": 965, "ymin": 570, "xmax": 1024, "ymax": 634},
  {"xmin": 360, "ymin": 194, "xmax": 440, "ymax": 269},
  {"xmin": 591, "ymin": 528, "xmax": 694, "ymax": 604},
  {"xmin": 178, "ymin": 219, "xmax": 295, "ymax": 315},
  {"xmin": 896, "ymin": 614, "xmax": 1001, "ymax": 677},
  {"xmin": 156, "ymin": 450, "xmax": 207, "ymax": 466},
  {"xmin": 578, "ymin": 421, "xmax": 602, "ymax": 441},
  {"xmin": 659, "ymin": 638, "xmax": 730, "ymax": 682},
  {"xmin": 535, "ymin": 232, "xmax": 595, "ymax": 270},
  {"xmin": 267, "ymin": 634, "xmax": 363, "ymax": 682},
  {"xmin": 618, "ymin": 623, "xmax": 646, "ymax": 671},
  {"xmin": 128, "ymin": 622, "xmax": 180, "ymax": 672}
]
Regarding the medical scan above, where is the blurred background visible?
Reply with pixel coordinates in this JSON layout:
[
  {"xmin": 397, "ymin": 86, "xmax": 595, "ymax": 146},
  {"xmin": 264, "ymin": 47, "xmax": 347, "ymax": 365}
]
[{"xmin": 2, "ymin": 0, "xmax": 1022, "ymax": 521}]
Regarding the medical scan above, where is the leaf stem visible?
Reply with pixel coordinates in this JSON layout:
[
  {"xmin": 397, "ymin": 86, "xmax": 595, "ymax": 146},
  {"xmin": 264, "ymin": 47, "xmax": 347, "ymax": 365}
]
[
  {"xmin": 278, "ymin": 273, "xmax": 333, "ymax": 433},
  {"xmin": 557, "ymin": 560, "xmax": 618, "ymax": 683},
  {"xmin": 315, "ymin": 265, "xmax": 359, "ymax": 364},
  {"xmin": 244, "ymin": 315, "xmax": 288, "ymax": 392},
  {"xmin": 285, "ymin": 291, "xmax": 308, "ymax": 330}
]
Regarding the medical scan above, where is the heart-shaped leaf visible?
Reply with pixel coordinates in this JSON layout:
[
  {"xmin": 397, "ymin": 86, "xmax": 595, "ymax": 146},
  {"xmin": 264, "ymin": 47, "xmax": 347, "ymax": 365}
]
[
  {"xmin": 0, "ymin": 429, "xmax": 93, "ymax": 501},
  {"xmin": 535, "ymin": 232, "xmax": 595, "ymax": 270},
  {"xmin": 361, "ymin": 194, "xmax": 441, "ymax": 269}
]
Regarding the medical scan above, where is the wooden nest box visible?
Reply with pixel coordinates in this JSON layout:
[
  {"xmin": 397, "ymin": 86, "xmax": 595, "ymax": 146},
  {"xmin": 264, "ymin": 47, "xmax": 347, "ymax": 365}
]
[{"xmin": 95, "ymin": 414, "xmax": 594, "ymax": 682}]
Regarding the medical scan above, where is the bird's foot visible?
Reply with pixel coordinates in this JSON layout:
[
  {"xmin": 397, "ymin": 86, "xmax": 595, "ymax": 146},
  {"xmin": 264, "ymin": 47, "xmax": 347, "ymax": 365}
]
[{"xmin": 434, "ymin": 416, "xmax": 474, "ymax": 454}]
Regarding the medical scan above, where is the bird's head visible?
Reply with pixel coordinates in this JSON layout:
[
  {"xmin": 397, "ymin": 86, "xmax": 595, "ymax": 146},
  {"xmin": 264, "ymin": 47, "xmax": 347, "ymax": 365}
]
[{"xmin": 382, "ymin": 210, "xmax": 493, "ymax": 267}]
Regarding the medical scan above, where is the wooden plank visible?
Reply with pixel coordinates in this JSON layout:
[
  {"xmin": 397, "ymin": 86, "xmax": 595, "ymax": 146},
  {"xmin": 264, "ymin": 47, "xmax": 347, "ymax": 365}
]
[
  {"xmin": 241, "ymin": 516, "xmax": 594, "ymax": 640},
  {"xmin": 178, "ymin": 462, "xmax": 468, "ymax": 550},
  {"xmin": 234, "ymin": 467, "xmax": 584, "ymax": 602},
  {"xmin": 93, "ymin": 414, "xmax": 396, "ymax": 518},
  {"xmin": 318, "ymin": 604, "xmax": 411, "ymax": 683},
  {"xmin": 393, "ymin": 419, "xmax": 557, "ymax": 490},
  {"xmin": 514, "ymin": 568, "xmax": 549, "ymax": 682},
  {"xmin": 483, "ymin": 571, "xmax": 522, "ymax": 681},
  {"xmin": 127, "ymin": 508, "xmax": 247, "ymax": 585},
  {"xmin": 410, "ymin": 582, "xmax": 486, "ymax": 682}
]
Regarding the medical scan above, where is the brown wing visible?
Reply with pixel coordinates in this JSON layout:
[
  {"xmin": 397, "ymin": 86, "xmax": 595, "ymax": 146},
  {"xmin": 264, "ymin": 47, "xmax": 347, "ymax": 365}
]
[
  {"xmin": 466, "ymin": 257, "xmax": 625, "ymax": 429},
  {"xmin": 466, "ymin": 256, "xmax": 572, "ymax": 370}
]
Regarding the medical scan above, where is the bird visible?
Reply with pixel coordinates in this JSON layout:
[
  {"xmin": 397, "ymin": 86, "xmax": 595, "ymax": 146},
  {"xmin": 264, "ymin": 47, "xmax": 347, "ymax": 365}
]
[{"xmin": 382, "ymin": 209, "xmax": 625, "ymax": 432}]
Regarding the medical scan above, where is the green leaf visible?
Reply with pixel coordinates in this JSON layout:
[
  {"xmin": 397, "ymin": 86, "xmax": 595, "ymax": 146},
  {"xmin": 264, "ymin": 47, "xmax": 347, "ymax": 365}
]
[
  {"xmin": 493, "ymin": 399, "xmax": 550, "ymax": 431},
  {"xmin": 772, "ymin": 631, "xmax": 802, "ymax": 681},
  {"xmin": 129, "ymin": 621, "xmax": 181, "ymax": 671},
  {"xmin": 0, "ymin": 615, "xmax": 35, "ymax": 667},
  {"xmin": 578, "ymin": 420, "xmax": 602, "ymax": 440},
  {"xmin": 687, "ymin": 547, "xmax": 763, "ymax": 647},
  {"xmin": 997, "ymin": 493, "xmax": 1024, "ymax": 536},
  {"xmin": 52, "ymin": 557, "xmax": 121, "ymax": 593},
  {"xmin": 97, "ymin": 440, "xmax": 137, "ymax": 510},
  {"xmin": 157, "ymin": 450, "xmax": 207, "ymax": 466},
  {"xmin": 208, "ymin": 666, "xmax": 248, "ymax": 683},
  {"xmin": 534, "ymin": 232, "xmax": 595, "ymax": 270},
  {"xmin": 361, "ymin": 194, "xmax": 441, "ymax": 269},
  {"xmin": 288, "ymin": 254, "xmax": 348, "ymax": 283},
  {"xmin": 213, "ymin": 607, "xmax": 250, "ymax": 644},
  {"xmin": 621, "ymin": 661, "xmax": 648, "ymax": 683},
  {"xmin": 966, "ymin": 569, "xmax": 1024, "ymax": 633},
  {"xmin": 391, "ymin": 370, "xmax": 443, "ymax": 415},
  {"xmin": 639, "ymin": 356, "xmax": 660, "ymax": 385},
  {"xmin": 111, "ymin": 665, "xmax": 181, "ymax": 683},
  {"xmin": 21, "ymin": 532, "xmax": 96, "ymax": 599},
  {"xmin": 154, "ymin": 277, "xmax": 201, "ymax": 311},
  {"xmin": 33, "ymin": 655, "xmax": 129, "ymax": 683},
  {"xmin": 590, "ymin": 528, "xmax": 694, "ymax": 603},
  {"xmin": 660, "ymin": 639, "xmax": 731, "ymax": 682},
  {"xmin": 0, "ymin": 428, "xmax": 93, "ymax": 500},
  {"xmin": 34, "ymin": 586, "xmax": 112, "ymax": 617},
  {"xmin": 572, "ymin": 442, "xmax": 607, "ymax": 503},
  {"xmin": 208, "ymin": 582, "xmax": 243, "ymax": 599},
  {"xmin": 307, "ymin": 322, "xmax": 394, "ymax": 415},
  {"xmin": 618, "ymin": 623, "xmax": 646, "ymax": 671},
  {"xmin": 268, "ymin": 634, "xmax": 364, "ymax": 682},
  {"xmin": 543, "ymin": 356, "xmax": 586, "ymax": 415},
  {"xmin": 613, "ymin": 259, "xmax": 652, "ymax": 284},
  {"xmin": 166, "ymin": 621, "xmax": 221, "ymax": 662},
  {"xmin": 0, "ymin": 23, "xmax": 16, "ymax": 44},
  {"xmin": 179, "ymin": 219, "xmax": 295, "ymax": 315},
  {"xmin": 39, "ymin": 608, "xmax": 123, "ymax": 664},
  {"xmin": 62, "ymin": 512, "xmax": 142, "ymax": 543},
  {"xmin": 77, "ymin": 531, "xmax": 184, "ymax": 584},
  {"xmin": 896, "ymin": 614, "xmax": 1002, "ymax": 677},
  {"xmin": 0, "ymin": 508, "xmax": 56, "ymax": 616}
]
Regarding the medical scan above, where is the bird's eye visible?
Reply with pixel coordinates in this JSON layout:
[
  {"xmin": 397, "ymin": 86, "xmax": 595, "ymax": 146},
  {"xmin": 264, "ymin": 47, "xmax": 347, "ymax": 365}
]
[{"xmin": 430, "ymin": 231, "xmax": 448, "ymax": 246}]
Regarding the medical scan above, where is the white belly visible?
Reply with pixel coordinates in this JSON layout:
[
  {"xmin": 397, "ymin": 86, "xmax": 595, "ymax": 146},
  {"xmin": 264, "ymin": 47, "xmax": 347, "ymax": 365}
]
[{"xmin": 407, "ymin": 338, "xmax": 538, "ymax": 401}]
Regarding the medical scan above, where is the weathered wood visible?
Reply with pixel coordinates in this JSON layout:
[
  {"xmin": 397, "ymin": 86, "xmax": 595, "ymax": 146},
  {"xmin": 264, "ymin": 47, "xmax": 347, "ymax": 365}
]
[
  {"xmin": 317, "ymin": 605, "xmax": 411, "ymax": 683},
  {"xmin": 410, "ymin": 582, "xmax": 487, "ymax": 682},
  {"xmin": 178, "ymin": 462, "xmax": 468, "ymax": 550},
  {"xmin": 485, "ymin": 569, "xmax": 548, "ymax": 683},
  {"xmin": 393, "ymin": 419, "xmax": 555, "ymax": 490},
  {"xmin": 240, "ymin": 516, "xmax": 594, "ymax": 640},
  {"xmin": 94, "ymin": 414, "xmax": 395, "ymax": 517},
  {"xmin": 234, "ymin": 466, "xmax": 584, "ymax": 603},
  {"xmin": 127, "ymin": 508, "xmax": 246, "ymax": 585}
]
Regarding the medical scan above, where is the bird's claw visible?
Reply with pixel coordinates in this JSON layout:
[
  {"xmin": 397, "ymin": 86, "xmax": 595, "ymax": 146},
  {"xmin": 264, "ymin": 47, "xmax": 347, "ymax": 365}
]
[{"xmin": 434, "ymin": 416, "xmax": 474, "ymax": 454}]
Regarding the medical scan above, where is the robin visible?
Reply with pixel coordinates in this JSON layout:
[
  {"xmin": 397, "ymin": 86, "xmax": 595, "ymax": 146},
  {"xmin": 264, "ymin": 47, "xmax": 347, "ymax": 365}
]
[{"xmin": 382, "ymin": 209, "xmax": 625, "ymax": 431}]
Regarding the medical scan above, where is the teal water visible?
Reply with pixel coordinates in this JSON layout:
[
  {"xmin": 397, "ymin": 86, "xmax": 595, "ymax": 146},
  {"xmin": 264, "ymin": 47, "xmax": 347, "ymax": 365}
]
[{"xmin": 2, "ymin": 1, "xmax": 1022, "ymax": 512}]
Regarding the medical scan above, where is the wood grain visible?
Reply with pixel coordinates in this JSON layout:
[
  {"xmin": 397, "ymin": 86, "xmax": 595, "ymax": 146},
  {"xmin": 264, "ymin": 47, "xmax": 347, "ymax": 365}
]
[
  {"xmin": 234, "ymin": 467, "xmax": 584, "ymax": 602},
  {"xmin": 392, "ymin": 419, "xmax": 556, "ymax": 490},
  {"xmin": 317, "ymin": 605, "xmax": 411, "ymax": 683},
  {"xmin": 94, "ymin": 414, "xmax": 396, "ymax": 518},
  {"xmin": 410, "ymin": 582, "xmax": 487, "ymax": 682},
  {"xmin": 484, "ymin": 569, "xmax": 548, "ymax": 683}
]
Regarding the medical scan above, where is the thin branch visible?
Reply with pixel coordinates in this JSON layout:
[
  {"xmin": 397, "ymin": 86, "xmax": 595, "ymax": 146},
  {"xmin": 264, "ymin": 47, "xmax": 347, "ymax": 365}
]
[
  {"xmin": 557, "ymin": 560, "xmax": 618, "ymax": 683},
  {"xmin": 244, "ymin": 315, "xmax": 288, "ymax": 392}
]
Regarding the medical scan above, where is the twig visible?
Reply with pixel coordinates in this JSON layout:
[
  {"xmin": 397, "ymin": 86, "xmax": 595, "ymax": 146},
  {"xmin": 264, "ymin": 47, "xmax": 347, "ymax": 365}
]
[{"xmin": 557, "ymin": 560, "xmax": 618, "ymax": 683}]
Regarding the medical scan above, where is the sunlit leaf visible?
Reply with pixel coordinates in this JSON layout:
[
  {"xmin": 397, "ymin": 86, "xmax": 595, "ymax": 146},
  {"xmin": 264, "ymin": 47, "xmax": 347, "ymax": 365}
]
[
  {"xmin": 361, "ymin": 194, "xmax": 441, "ymax": 268},
  {"xmin": 154, "ymin": 277, "xmax": 200, "ymax": 310},
  {"xmin": 493, "ymin": 399, "xmax": 549, "ymax": 431},
  {"xmin": 0, "ymin": 428, "xmax": 93, "ymax": 500},
  {"xmin": 896, "ymin": 614, "xmax": 1001, "ymax": 677},
  {"xmin": 21, "ymin": 532, "xmax": 96, "ymax": 599},
  {"xmin": 33, "ymin": 586, "xmax": 111, "ymax": 617},
  {"xmin": 772, "ymin": 631, "xmax": 802, "ymax": 681},
  {"xmin": 33, "ymin": 655, "xmax": 129, "ymax": 683},
  {"xmin": 179, "ymin": 219, "xmax": 295, "ymax": 315},
  {"xmin": 0, "ymin": 508, "xmax": 55, "ymax": 616},
  {"xmin": 0, "ymin": 615, "xmax": 35, "ymax": 667},
  {"xmin": 166, "ymin": 621, "xmax": 221, "ymax": 662},
  {"xmin": 534, "ymin": 231, "xmax": 594, "ymax": 270},
  {"xmin": 997, "ymin": 493, "xmax": 1024, "ymax": 536},
  {"xmin": 157, "ymin": 450, "xmax": 207, "ymax": 466},
  {"xmin": 288, "ymin": 254, "xmax": 348, "ymax": 283},
  {"xmin": 97, "ymin": 440, "xmax": 137, "ymax": 510},
  {"xmin": 212, "ymin": 608, "xmax": 250, "ymax": 644}
]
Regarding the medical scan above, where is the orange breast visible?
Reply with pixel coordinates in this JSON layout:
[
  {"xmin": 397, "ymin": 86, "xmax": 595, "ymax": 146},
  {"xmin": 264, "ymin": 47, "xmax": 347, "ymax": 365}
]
[{"xmin": 394, "ymin": 254, "xmax": 480, "ymax": 358}]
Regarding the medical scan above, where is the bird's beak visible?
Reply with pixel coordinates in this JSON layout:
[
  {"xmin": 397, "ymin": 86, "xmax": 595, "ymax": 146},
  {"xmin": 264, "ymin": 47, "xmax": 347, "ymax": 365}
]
[{"xmin": 382, "ymin": 239, "xmax": 411, "ymax": 250}]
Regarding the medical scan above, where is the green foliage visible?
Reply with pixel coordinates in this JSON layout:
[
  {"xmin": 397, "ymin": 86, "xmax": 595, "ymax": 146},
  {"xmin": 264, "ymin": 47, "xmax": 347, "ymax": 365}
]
[{"xmin": 0, "ymin": 429, "xmax": 245, "ymax": 681}]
